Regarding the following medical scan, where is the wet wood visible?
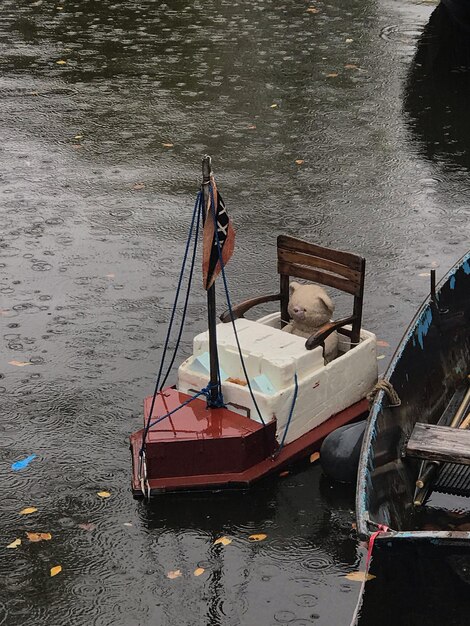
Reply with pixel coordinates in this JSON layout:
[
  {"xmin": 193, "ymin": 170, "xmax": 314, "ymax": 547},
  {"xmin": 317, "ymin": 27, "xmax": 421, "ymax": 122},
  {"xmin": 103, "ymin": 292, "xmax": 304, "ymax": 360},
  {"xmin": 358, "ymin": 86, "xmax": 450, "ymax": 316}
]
[
  {"xmin": 277, "ymin": 261, "xmax": 359, "ymax": 295},
  {"xmin": 407, "ymin": 422, "xmax": 470, "ymax": 466},
  {"xmin": 277, "ymin": 248, "xmax": 362, "ymax": 284},
  {"xmin": 305, "ymin": 316, "xmax": 356, "ymax": 350},
  {"xmin": 278, "ymin": 235, "xmax": 364, "ymax": 272}
]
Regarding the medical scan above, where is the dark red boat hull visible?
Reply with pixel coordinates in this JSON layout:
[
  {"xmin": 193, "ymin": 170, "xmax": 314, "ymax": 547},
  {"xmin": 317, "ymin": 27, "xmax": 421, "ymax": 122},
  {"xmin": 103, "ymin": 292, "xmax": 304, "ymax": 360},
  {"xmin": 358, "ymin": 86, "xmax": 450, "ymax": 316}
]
[{"xmin": 130, "ymin": 387, "xmax": 368, "ymax": 496}]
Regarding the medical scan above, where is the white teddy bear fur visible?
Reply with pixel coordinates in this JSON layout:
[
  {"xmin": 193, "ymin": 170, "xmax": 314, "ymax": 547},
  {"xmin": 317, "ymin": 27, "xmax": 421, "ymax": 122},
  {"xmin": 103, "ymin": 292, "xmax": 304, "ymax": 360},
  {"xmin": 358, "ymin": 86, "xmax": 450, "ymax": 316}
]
[{"xmin": 283, "ymin": 281, "xmax": 338, "ymax": 363}]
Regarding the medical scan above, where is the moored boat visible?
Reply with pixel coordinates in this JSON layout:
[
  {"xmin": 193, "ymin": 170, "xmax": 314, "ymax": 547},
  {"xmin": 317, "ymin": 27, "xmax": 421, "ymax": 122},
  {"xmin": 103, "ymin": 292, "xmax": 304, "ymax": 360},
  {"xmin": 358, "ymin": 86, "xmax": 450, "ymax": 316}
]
[
  {"xmin": 353, "ymin": 250, "xmax": 470, "ymax": 624},
  {"xmin": 130, "ymin": 157, "xmax": 378, "ymax": 497}
]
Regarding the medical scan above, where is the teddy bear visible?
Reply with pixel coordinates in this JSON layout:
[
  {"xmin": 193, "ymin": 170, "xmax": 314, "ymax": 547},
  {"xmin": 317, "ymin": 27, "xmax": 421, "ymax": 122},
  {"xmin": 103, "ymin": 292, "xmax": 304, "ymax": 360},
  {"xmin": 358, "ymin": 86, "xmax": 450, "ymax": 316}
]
[{"xmin": 283, "ymin": 281, "xmax": 338, "ymax": 363}]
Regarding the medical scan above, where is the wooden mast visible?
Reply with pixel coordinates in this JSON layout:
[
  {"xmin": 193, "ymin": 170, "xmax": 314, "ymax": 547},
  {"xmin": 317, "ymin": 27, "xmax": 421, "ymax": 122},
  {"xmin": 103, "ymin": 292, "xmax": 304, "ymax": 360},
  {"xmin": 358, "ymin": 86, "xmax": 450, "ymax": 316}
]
[{"xmin": 202, "ymin": 155, "xmax": 221, "ymax": 407}]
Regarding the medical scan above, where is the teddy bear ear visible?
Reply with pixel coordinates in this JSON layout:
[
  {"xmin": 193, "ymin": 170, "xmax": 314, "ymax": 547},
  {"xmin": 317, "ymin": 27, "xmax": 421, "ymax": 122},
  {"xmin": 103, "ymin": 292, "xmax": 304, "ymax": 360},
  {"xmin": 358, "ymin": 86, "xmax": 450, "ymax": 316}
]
[
  {"xmin": 319, "ymin": 293, "xmax": 335, "ymax": 314},
  {"xmin": 289, "ymin": 281, "xmax": 301, "ymax": 295}
]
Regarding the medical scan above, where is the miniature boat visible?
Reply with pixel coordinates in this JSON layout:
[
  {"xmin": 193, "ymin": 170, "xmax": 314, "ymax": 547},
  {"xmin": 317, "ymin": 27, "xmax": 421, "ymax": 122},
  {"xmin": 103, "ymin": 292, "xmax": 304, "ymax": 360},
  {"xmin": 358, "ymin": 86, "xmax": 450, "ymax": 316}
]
[
  {"xmin": 130, "ymin": 157, "xmax": 378, "ymax": 497},
  {"xmin": 352, "ymin": 250, "xmax": 470, "ymax": 624}
]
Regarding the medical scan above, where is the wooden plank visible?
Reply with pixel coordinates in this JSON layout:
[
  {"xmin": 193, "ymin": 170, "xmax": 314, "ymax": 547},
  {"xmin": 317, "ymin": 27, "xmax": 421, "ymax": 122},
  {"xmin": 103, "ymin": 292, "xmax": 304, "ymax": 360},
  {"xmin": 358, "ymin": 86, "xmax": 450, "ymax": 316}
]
[
  {"xmin": 277, "ymin": 234, "xmax": 364, "ymax": 272},
  {"xmin": 406, "ymin": 423, "xmax": 470, "ymax": 465},
  {"xmin": 277, "ymin": 248, "xmax": 362, "ymax": 284},
  {"xmin": 277, "ymin": 260, "xmax": 359, "ymax": 295}
]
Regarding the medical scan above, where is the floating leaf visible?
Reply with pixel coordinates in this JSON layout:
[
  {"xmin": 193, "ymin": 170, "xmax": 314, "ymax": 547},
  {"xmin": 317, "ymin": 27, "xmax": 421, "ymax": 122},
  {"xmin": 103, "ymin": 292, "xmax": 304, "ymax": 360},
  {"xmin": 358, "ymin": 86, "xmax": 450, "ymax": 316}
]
[
  {"xmin": 418, "ymin": 272, "xmax": 429, "ymax": 277},
  {"xmin": 295, "ymin": 159, "xmax": 304, "ymax": 165},
  {"xmin": 123, "ymin": 522, "xmax": 133, "ymax": 527},
  {"xmin": 310, "ymin": 452, "xmax": 320, "ymax": 464},
  {"xmin": 326, "ymin": 73, "xmax": 338, "ymax": 78},
  {"xmin": 74, "ymin": 134, "xmax": 83, "ymax": 139},
  {"xmin": 167, "ymin": 569, "xmax": 182, "ymax": 579},
  {"xmin": 345, "ymin": 571, "xmax": 376, "ymax": 582},
  {"xmin": 9, "ymin": 360, "xmax": 32, "ymax": 367},
  {"xmin": 132, "ymin": 182, "xmax": 145, "ymax": 190},
  {"xmin": 306, "ymin": 6, "xmax": 319, "ymax": 13},
  {"xmin": 105, "ymin": 273, "xmax": 115, "ymax": 278},
  {"xmin": 248, "ymin": 534, "xmax": 267, "ymax": 542},
  {"xmin": 56, "ymin": 60, "xmax": 67, "ymax": 65},
  {"xmin": 78, "ymin": 523, "xmax": 95, "ymax": 531},
  {"xmin": 26, "ymin": 532, "xmax": 52, "ymax": 542},
  {"xmin": 344, "ymin": 64, "xmax": 359, "ymax": 70},
  {"xmin": 351, "ymin": 522, "xmax": 357, "ymax": 530},
  {"xmin": 162, "ymin": 142, "xmax": 174, "ymax": 148},
  {"xmin": 376, "ymin": 340, "xmax": 390, "ymax": 348},
  {"xmin": 345, "ymin": 38, "xmax": 353, "ymax": 43},
  {"xmin": 7, "ymin": 539, "xmax": 21, "ymax": 549},
  {"xmin": 214, "ymin": 536, "xmax": 232, "ymax": 546},
  {"xmin": 20, "ymin": 507, "xmax": 38, "ymax": 515},
  {"xmin": 194, "ymin": 567, "xmax": 205, "ymax": 576},
  {"xmin": 97, "ymin": 491, "xmax": 111, "ymax": 498},
  {"xmin": 377, "ymin": 355, "xmax": 385, "ymax": 360},
  {"xmin": 50, "ymin": 565, "xmax": 62, "ymax": 577},
  {"xmin": 279, "ymin": 470, "xmax": 289, "ymax": 477},
  {"xmin": 248, "ymin": 124, "xmax": 256, "ymax": 130},
  {"xmin": 12, "ymin": 454, "xmax": 37, "ymax": 471},
  {"xmin": 270, "ymin": 103, "xmax": 278, "ymax": 108}
]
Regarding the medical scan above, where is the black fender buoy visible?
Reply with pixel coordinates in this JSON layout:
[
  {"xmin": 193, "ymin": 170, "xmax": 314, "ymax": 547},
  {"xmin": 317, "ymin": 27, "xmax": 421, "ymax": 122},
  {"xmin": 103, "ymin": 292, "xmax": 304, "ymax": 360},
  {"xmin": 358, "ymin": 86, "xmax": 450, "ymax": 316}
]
[{"xmin": 320, "ymin": 420, "xmax": 367, "ymax": 483}]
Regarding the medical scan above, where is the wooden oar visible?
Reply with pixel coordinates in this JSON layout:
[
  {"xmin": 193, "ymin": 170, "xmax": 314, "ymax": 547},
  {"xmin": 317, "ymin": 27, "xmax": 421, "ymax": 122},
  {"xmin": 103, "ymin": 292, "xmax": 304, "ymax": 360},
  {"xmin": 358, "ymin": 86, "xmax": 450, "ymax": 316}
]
[{"xmin": 414, "ymin": 375, "xmax": 470, "ymax": 506}]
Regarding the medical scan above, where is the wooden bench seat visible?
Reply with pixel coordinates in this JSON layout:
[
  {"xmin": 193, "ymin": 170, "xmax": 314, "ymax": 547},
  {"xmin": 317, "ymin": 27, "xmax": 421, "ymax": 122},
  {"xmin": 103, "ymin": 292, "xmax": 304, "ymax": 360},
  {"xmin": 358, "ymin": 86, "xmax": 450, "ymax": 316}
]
[{"xmin": 406, "ymin": 422, "xmax": 470, "ymax": 466}]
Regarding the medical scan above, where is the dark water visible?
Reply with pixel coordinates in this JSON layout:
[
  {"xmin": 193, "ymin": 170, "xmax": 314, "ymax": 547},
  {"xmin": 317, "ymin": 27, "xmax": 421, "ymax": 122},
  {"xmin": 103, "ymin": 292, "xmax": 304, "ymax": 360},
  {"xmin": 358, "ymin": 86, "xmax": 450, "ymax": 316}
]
[{"xmin": 1, "ymin": 0, "xmax": 470, "ymax": 624}]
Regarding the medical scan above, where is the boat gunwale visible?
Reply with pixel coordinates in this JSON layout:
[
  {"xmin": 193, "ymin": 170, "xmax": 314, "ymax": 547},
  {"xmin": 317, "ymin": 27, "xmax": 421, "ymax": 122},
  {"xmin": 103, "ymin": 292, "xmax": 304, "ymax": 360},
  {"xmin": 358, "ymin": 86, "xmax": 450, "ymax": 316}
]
[{"xmin": 356, "ymin": 249, "xmax": 470, "ymax": 539}]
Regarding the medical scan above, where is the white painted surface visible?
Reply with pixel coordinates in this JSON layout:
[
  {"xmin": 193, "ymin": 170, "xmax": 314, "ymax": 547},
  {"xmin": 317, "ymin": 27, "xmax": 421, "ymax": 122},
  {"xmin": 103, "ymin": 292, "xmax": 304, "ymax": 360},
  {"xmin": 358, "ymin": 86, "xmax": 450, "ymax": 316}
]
[{"xmin": 178, "ymin": 314, "xmax": 377, "ymax": 444}]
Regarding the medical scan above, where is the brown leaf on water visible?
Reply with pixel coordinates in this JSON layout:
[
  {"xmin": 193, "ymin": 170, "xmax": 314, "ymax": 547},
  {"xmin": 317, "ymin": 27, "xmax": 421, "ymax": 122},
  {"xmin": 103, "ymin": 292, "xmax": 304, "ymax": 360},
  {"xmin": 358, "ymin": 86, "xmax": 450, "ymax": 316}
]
[
  {"xmin": 248, "ymin": 533, "xmax": 267, "ymax": 542},
  {"xmin": 194, "ymin": 567, "xmax": 205, "ymax": 576},
  {"xmin": 310, "ymin": 452, "xmax": 320, "ymax": 463},
  {"xmin": 167, "ymin": 569, "xmax": 182, "ymax": 579},
  {"xmin": 326, "ymin": 73, "xmax": 338, "ymax": 78},
  {"xmin": 50, "ymin": 565, "xmax": 62, "ymax": 577},
  {"xmin": 7, "ymin": 539, "xmax": 21, "ymax": 549},
  {"xmin": 214, "ymin": 536, "xmax": 232, "ymax": 546},
  {"xmin": 9, "ymin": 360, "xmax": 32, "ymax": 367},
  {"xmin": 376, "ymin": 340, "xmax": 390, "ymax": 348},
  {"xmin": 20, "ymin": 507, "xmax": 38, "ymax": 515},
  {"xmin": 295, "ymin": 159, "xmax": 304, "ymax": 165},
  {"xmin": 162, "ymin": 142, "xmax": 174, "ymax": 148},
  {"xmin": 279, "ymin": 470, "xmax": 289, "ymax": 477},
  {"xmin": 78, "ymin": 523, "xmax": 96, "ymax": 531},
  {"xmin": 26, "ymin": 532, "xmax": 52, "ymax": 542},
  {"xmin": 306, "ymin": 7, "xmax": 319, "ymax": 13},
  {"xmin": 97, "ymin": 491, "xmax": 111, "ymax": 498},
  {"xmin": 56, "ymin": 60, "xmax": 67, "ymax": 65},
  {"xmin": 344, "ymin": 64, "xmax": 359, "ymax": 70},
  {"xmin": 132, "ymin": 182, "xmax": 145, "ymax": 190},
  {"xmin": 345, "ymin": 571, "xmax": 376, "ymax": 582},
  {"xmin": 248, "ymin": 124, "xmax": 256, "ymax": 130}
]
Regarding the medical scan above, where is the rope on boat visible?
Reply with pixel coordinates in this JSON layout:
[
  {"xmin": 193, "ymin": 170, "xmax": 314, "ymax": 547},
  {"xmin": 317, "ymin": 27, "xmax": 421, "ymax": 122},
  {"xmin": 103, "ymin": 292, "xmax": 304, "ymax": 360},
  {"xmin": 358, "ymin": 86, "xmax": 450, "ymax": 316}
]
[
  {"xmin": 273, "ymin": 372, "xmax": 299, "ymax": 457},
  {"xmin": 209, "ymin": 184, "xmax": 267, "ymax": 425},
  {"xmin": 139, "ymin": 191, "xmax": 203, "ymax": 457},
  {"xmin": 366, "ymin": 379, "xmax": 401, "ymax": 407}
]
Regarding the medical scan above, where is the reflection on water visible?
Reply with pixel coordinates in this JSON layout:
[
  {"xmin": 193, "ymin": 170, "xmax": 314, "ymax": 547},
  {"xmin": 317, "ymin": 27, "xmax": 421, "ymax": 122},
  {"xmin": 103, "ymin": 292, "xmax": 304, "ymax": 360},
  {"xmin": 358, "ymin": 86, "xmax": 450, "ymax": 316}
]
[
  {"xmin": 404, "ymin": 1, "xmax": 470, "ymax": 171},
  {"xmin": 1, "ymin": 0, "xmax": 470, "ymax": 624}
]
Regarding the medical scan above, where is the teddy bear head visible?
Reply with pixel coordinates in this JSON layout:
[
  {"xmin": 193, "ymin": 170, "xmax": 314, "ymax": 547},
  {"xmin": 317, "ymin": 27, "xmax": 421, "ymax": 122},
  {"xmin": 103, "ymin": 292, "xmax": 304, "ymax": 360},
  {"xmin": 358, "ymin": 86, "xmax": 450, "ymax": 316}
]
[{"xmin": 287, "ymin": 281, "xmax": 335, "ymax": 329}]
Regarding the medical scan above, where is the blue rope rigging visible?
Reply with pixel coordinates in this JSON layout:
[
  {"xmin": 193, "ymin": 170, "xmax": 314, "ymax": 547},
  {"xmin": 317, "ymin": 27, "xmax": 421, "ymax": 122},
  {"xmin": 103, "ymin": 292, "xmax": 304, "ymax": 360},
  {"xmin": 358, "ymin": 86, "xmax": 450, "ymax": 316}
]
[{"xmin": 140, "ymin": 191, "xmax": 202, "ymax": 455}]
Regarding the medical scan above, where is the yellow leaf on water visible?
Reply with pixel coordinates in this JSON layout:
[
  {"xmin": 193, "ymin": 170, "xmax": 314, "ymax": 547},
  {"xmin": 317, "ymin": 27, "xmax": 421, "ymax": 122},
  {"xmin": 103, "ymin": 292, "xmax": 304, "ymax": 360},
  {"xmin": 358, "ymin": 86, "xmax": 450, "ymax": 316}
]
[
  {"xmin": 345, "ymin": 571, "xmax": 376, "ymax": 582},
  {"xmin": 194, "ymin": 567, "xmax": 205, "ymax": 576},
  {"xmin": 270, "ymin": 103, "xmax": 278, "ymax": 108},
  {"xmin": 167, "ymin": 569, "xmax": 182, "ymax": 579},
  {"xmin": 326, "ymin": 73, "xmax": 338, "ymax": 78},
  {"xmin": 214, "ymin": 536, "xmax": 232, "ymax": 546},
  {"xmin": 377, "ymin": 355, "xmax": 385, "ymax": 360},
  {"xmin": 162, "ymin": 142, "xmax": 174, "ymax": 148},
  {"xmin": 56, "ymin": 60, "xmax": 67, "ymax": 65},
  {"xmin": 97, "ymin": 491, "xmax": 111, "ymax": 498},
  {"xmin": 295, "ymin": 159, "xmax": 304, "ymax": 165},
  {"xmin": 20, "ymin": 507, "xmax": 38, "ymax": 515},
  {"xmin": 9, "ymin": 360, "xmax": 32, "ymax": 367},
  {"xmin": 74, "ymin": 134, "xmax": 83, "ymax": 139},
  {"xmin": 346, "ymin": 38, "xmax": 354, "ymax": 43},
  {"xmin": 26, "ymin": 532, "xmax": 52, "ymax": 542},
  {"xmin": 50, "ymin": 565, "xmax": 62, "ymax": 577},
  {"xmin": 7, "ymin": 539, "xmax": 21, "ymax": 548},
  {"xmin": 248, "ymin": 534, "xmax": 267, "ymax": 542},
  {"xmin": 306, "ymin": 7, "xmax": 319, "ymax": 13},
  {"xmin": 310, "ymin": 451, "xmax": 320, "ymax": 463}
]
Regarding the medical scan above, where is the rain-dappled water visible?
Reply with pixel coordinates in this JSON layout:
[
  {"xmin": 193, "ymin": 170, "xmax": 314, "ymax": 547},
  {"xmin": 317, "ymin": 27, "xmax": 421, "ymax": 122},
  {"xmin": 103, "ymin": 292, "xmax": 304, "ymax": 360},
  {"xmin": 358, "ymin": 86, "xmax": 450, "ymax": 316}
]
[{"xmin": 1, "ymin": 0, "xmax": 470, "ymax": 624}]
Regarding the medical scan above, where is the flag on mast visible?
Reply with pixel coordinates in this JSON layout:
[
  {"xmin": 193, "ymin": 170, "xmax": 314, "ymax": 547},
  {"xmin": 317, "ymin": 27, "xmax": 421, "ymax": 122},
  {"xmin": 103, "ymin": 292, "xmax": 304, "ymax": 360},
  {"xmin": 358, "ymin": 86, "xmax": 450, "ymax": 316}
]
[{"xmin": 202, "ymin": 175, "xmax": 235, "ymax": 290}]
